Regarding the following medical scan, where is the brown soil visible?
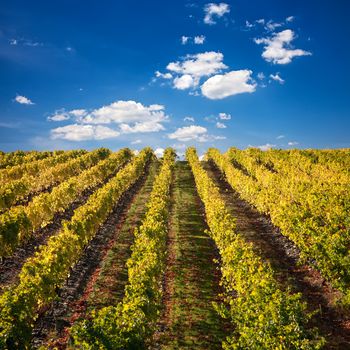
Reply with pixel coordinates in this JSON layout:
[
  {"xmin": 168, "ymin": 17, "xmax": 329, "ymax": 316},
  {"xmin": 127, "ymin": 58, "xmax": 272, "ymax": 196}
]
[{"xmin": 204, "ymin": 160, "xmax": 350, "ymax": 350}]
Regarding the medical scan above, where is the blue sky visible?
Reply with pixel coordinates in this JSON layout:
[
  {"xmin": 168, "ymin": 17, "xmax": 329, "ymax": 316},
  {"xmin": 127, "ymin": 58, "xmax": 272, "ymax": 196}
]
[{"xmin": 1, "ymin": 0, "xmax": 349, "ymax": 155}]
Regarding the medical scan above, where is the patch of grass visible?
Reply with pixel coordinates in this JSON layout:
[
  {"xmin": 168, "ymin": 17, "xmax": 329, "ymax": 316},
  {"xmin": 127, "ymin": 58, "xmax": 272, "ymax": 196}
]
[
  {"xmin": 88, "ymin": 160, "xmax": 160, "ymax": 309},
  {"xmin": 156, "ymin": 161, "xmax": 226, "ymax": 350}
]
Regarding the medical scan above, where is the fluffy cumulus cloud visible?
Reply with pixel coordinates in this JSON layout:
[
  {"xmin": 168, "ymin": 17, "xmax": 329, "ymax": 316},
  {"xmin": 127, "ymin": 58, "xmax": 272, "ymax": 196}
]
[
  {"xmin": 173, "ymin": 74, "xmax": 195, "ymax": 90},
  {"xmin": 14, "ymin": 95, "xmax": 34, "ymax": 105},
  {"xmin": 159, "ymin": 51, "xmax": 257, "ymax": 100},
  {"xmin": 168, "ymin": 125, "xmax": 208, "ymax": 142},
  {"xmin": 78, "ymin": 101, "xmax": 168, "ymax": 131},
  {"xmin": 184, "ymin": 116, "xmax": 195, "ymax": 122},
  {"xmin": 167, "ymin": 51, "xmax": 227, "ymax": 88},
  {"xmin": 69, "ymin": 109, "xmax": 87, "ymax": 117},
  {"xmin": 255, "ymin": 29, "xmax": 311, "ymax": 64},
  {"xmin": 204, "ymin": 3, "xmax": 230, "ymax": 25},
  {"xmin": 201, "ymin": 70, "xmax": 256, "ymax": 99},
  {"xmin": 270, "ymin": 73, "xmax": 285, "ymax": 84},
  {"xmin": 288, "ymin": 141, "xmax": 299, "ymax": 146},
  {"xmin": 49, "ymin": 100, "xmax": 169, "ymax": 141},
  {"xmin": 168, "ymin": 125, "xmax": 225, "ymax": 143},
  {"xmin": 51, "ymin": 124, "xmax": 119, "ymax": 141}
]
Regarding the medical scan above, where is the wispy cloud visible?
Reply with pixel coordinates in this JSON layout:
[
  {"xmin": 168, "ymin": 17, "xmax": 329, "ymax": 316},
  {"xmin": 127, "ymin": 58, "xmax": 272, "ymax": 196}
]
[
  {"xmin": 155, "ymin": 71, "xmax": 173, "ymax": 80},
  {"xmin": 181, "ymin": 36, "xmax": 190, "ymax": 45},
  {"xmin": 194, "ymin": 35, "xmax": 206, "ymax": 44},
  {"xmin": 216, "ymin": 122, "xmax": 226, "ymax": 128},
  {"xmin": 249, "ymin": 143, "xmax": 276, "ymax": 151},
  {"xmin": 14, "ymin": 95, "xmax": 35, "ymax": 105},
  {"xmin": 270, "ymin": 73, "xmax": 285, "ymax": 84},
  {"xmin": 204, "ymin": 3, "xmax": 230, "ymax": 25},
  {"xmin": 255, "ymin": 29, "xmax": 311, "ymax": 64},
  {"xmin": 9, "ymin": 38, "xmax": 44, "ymax": 47},
  {"xmin": 218, "ymin": 112, "xmax": 231, "ymax": 120}
]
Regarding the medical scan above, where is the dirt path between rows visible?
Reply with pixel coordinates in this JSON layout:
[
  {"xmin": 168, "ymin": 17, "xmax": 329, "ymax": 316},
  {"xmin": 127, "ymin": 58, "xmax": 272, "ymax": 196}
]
[
  {"xmin": 204, "ymin": 160, "xmax": 350, "ymax": 350},
  {"xmin": 151, "ymin": 161, "xmax": 228, "ymax": 350},
  {"xmin": 30, "ymin": 160, "xmax": 154, "ymax": 349},
  {"xmin": 0, "ymin": 167, "xmax": 124, "ymax": 293}
]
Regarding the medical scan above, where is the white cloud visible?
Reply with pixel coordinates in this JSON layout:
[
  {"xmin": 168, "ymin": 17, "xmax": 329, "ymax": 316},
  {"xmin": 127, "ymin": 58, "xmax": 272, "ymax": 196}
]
[
  {"xmin": 255, "ymin": 29, "xmax": 312, "ymax": 64},
  {"xmin": 119, "ymin": 120, "xmax": 165, "ymax": 133},
  {"xmin": 79, "ymin": 101, "xmax": 168, "ymax": 133},
  {"xmin": 168, "ymin": 125, "xmax": 224, "ymax": 143},
  {"xmin": 276, "ymin": 135, "xmax": 285, "ymax": 139},
  {"xmin": 218, "ymin": 112, "xmax": 231, "ymax": 120},
  {"xmin": 48, "ymin": 109, "xmax": 86, "ymax": 122},
  {"xmin": 265, "ymin": 20, "xmax": 283, "ymax": 32},
  {"xmin": 23, "ymin": 40, "xmax": 43, "ymax": 47},
  {"xmin": 155, "ymin": 71, "xmax": 173, "ymax": 79},
  {"xmin": 131, "ymin": 139, "xmax": 142, "ymax": 145},
  {"xmin": 288, "ymin": 141, "xmax": 299, "ymax": 146},
  {"xmin": 51, "ymin": 124, "xmax": 120, "ymax": 141},
  {"xmin": 69, "ymin": 109, "xmax": 87, "ymax": 117},
  {"xmin": 167, "ymin": 51, "xmax": 227, "ymax": 85},
  {"xmin": 181, "ymin": 36, "xmax": 190, "ymax": 45},
  {"xmin": 201, "ymin": 70, "xmax": 256, "ymax": 99},
  {"xmin": 49, "ymin": 100, "xmax": 169, "ymax": 137},
  {"xmin": 270, "ymin": 73, "xmax": 285, "ymax": 84},
  {"xmin": 256, "ymin": 19, "xmax": 265, "ymax": 25},
  {"xmin": 172, "ymin": 143, "xmax": 187, "ymax": 151},
  {"xmin": 257, "ymin": 72, "xmax": 265, "ymax": 80},
  {"xmin": 48, "ymin": 112, "xmax": 70, "ymax": 122},
  {"xmin": 254, "ymin": 143, "xmax": 276, "ymax": 151},
  {"xmin": 216, "ymin": 122, "xmax": 226, "ymax": 129},
  {"xmin": 14, "ymin": 95, "xmax": 34, "ymax": 105},
  {"xmin": 286, "ymin": 16, "xmax": 295, "ymax": 22},
  {"xmin": 173, "ymin": 74, "xmax": 196, "ymax": 90},
  {"xmin": 154, "ymin": 148, "xmax": 165, "ymax": 158},
  {"xmin": 184, "ymin": 116, "xmax": 195, "ymax": 122},
  {"xmin": 194, "ymin": 35, "xmax": 206, "ymax": 44},
  {"xmin": 204, "ymin": 3, "xmax": 230, "ymax": 25},
  {"xmin": 168, "ymin": 125, "xmax": 208, "ymax": 142},
  {"xmin": 10, "ymin": 38, "xmax": 43, "ymax": 47},
  {"xmin": 245, "ymin": 20, "xmax": 254, "ymax": 29}
]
